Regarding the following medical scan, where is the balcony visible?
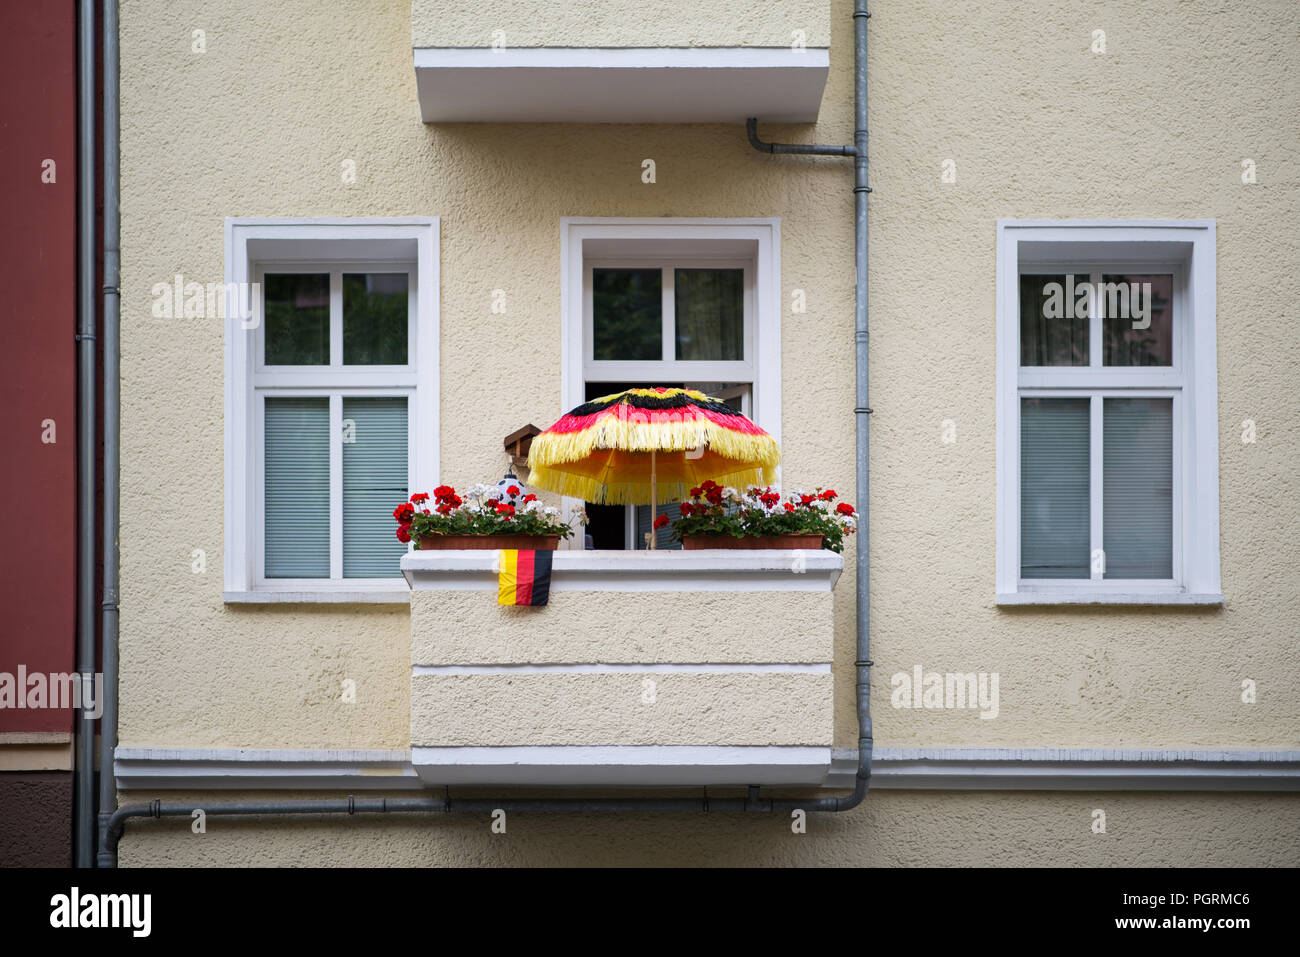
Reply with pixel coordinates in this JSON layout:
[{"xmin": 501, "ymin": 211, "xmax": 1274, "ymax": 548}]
[
  {"xmin": 411, "ymin": 1, "xmax": 831, "ymax": 124},
  {"xmin": 403, "ymin": 549, "xmax": 842, "ymax": 786}
]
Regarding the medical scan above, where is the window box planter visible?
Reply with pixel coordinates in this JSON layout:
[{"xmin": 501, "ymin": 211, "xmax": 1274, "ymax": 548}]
[
  {"xmin": 681, "ymin": 533, "xmax": 825, "ymax": 550},
  {"xmin": 417, "ymin": 534, "xmax": 561, "ymax": 551}
]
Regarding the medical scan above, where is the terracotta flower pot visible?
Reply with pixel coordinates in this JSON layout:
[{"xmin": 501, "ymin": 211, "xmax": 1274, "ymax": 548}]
[
  {"xmin": 681, "ymin": 533, "xmax": 825, "ymax": 550},
  {"xmin": 416, "ymin": 533, "xmax": 561, "ymax": 550}
]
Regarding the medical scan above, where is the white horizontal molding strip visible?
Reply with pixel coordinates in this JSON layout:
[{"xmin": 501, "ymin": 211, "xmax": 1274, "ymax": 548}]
[
  {"xmin": 402, "ymin": 549, "xmax": 843, "ymax": 593},
  {"xmin": 115, "ymin": 747, "xmax": 1300, "ymax": 792},
  {"xmin": 413, "ymin": 46, "xmax": 830, "ymax": 124},
  {"xmin": 412, "ymin": 746, "xmax": 833, "ymax": 787},
  {"xmin": 114, "ymin": 748, "xmax": 422, "ymax": 791},
  {"xmin": 417, "ymin": 48, "xmax": 830, "ymax": 69},
  {"xmin": 866, "ymin": 748, "xmax": 1300, "ymax": 791},
  {"xmin": 411, "ymin": 663, "xmax": 831, "ymax": 675}
]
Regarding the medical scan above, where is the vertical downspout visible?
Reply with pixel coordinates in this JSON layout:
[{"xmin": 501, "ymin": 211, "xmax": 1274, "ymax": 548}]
[
  {"xmin": 97, "ymin": 0, "xmax": 121, "ymax": 868},
  {"xmin": 851, "ymin": 0, "xmax": 874, "ymax": 799},
  {"xmin": 747, "ymin": 0, "xmax": 873, "ymax": 803},
  {"xmin": 75, "ymin": 0, "xmax": 98, "ymax": 868}
]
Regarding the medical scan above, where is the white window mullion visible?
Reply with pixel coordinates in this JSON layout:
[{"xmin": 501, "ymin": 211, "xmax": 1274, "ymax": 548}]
[
  {"xmin": 661, "ymin": 266, "xmax": 674, "ymax": 364},
  {"xmin": 1088, "ymin": 270, "xmax": 1102, "ymax": 367},
  {"xmin": 329, "ymin": 270, "xmax": 343, "ymax": 367},
  {"xmin": 1088, "ymin": 271, "xmax": 1103, "ymax": 580},
  {"xmin": 329, "ymin": 393, "xmax": 343, "ymax": 579},
  {"xmin": 1089, "ymin": 393, "xmax": 1104, "ymax": 580}
]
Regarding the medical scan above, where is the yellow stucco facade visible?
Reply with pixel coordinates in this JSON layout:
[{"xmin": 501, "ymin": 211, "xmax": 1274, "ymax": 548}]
[{"xmin": 115, "ymin": 0, "xmax": 1300, "ymax": 864}]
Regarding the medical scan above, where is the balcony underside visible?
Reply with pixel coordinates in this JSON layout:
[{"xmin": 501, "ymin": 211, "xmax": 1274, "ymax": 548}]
[{"xmin": 414, "ymin": 48, "xmax": 830, "ymax": 123}]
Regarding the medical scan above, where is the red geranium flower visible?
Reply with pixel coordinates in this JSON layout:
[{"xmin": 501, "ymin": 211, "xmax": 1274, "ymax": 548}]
[
  {"xmin": 393, "ymin": 503, "xmax": 415, "ymax": 522},
  {"xmin": 433, "ymin": 485, "xmax": 455, "ymax": 500},
  {"xmin": 653, "ymin": 514, "xmax": 669, "ymax": 530},
  {"xmin": 410, "ymin": 492, "xmax": 430, "ymax": 504},
  {"xmin": 783, "ymin": 502, "xmax": 795, "ymax": 512},
  {"xmin": 523, "ymin": 494, "xmax": 537, "ymax": 503},
  {"xmin": 396, "ymin": 524, "xmax": 411, "ymax": 543},
  {"xmin": 836, "ymin": 502, "xmax": 855, "ymax": 516},
  {"xmin": 800, "ymin": 493, "xmax": 816, "ymax": 506},
  {"xmin": 819, "ymin": 489, "xmax": 837, "ymax": 500},
  {"xmin": 507, "ymin": 485, "xmax": 520, "ymax": 496}
]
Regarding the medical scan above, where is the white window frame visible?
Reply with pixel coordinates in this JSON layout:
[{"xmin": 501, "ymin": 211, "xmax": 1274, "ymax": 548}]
[
  {"xmin": 560, "ymin": 217, "xmax": 781, "ymax": 548},
  {"xmin": 995, "ymin": 220, "xmax": 1221, "ymax": 605},
  {"xmin": 583, "ymin": 258, "xmax": 755, "ymax": 383},
  {"xmin": 224, "ymin": 218, "xmax": 439, "ymax": 602}
]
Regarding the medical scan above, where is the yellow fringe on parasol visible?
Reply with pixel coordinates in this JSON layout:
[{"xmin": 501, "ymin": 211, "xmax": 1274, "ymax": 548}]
[{"xmin": 526, "ymin": 387, "xmax": 780, "ymax": 506}]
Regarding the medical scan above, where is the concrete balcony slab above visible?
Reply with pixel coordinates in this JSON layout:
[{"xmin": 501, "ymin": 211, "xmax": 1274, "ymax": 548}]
[{"xmin": 413, "ymin": 47, "xmax": 830, "ymax": 123}]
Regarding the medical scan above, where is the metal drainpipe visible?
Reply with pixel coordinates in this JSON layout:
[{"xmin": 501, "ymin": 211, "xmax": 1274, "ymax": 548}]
[
  {"xmin": 97, "ymin": 0, "xmax": 121, "ymax": 869},
  {"xmin": 747, "ymin": 0, "xmax": 874, "ymax": 807},
  {"xmin": 75, "ymin": 0, "xmax": 98, "ymax": 869},
  {"xmin": 98, "ymin": 1, "xmax": 873, "ymax": 867}
]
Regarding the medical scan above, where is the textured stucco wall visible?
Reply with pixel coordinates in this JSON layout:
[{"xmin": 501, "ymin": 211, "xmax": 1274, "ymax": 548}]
[
  {"xmin": 411, "ymin": 0, "xmax": 830, "ymax": 49},
  {"xmin": 117, "ymin": 0, "xmax": 1299, "ymax": 864},
  {"xmin": 116, "ymin": 788, "xmax": 1300, "ymax": 867},
  {"xmin": 410, "ymin": 590, "xmax": 834, "ymax": 663},
  {"xmin": 411, "ymin": 672, "xmax": 833, "ymax": 745}
]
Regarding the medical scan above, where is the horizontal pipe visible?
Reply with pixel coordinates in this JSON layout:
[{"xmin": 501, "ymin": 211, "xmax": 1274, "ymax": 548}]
[
  {"xmin": 746, "ymin": 117, "xmax": 855, "ymax": 157},
  {"xmin": 99, "ymin": 777, "xmax": 867, "ymax": 865}
]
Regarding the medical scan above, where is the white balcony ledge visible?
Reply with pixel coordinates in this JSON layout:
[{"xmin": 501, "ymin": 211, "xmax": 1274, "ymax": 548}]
[
  {"xmin": 413, "ymin": 47, "xmax": 830, "ymax": 124},
  {"xmin": 402, "ymin": 547, "xmax": 842, "ymax": 592}
]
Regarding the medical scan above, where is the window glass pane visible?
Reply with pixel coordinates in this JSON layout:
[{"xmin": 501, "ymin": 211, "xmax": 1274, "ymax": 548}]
[
  {"xmin": 675, "ymin": 268, "xmax": 743, "ymax": 361},
  {"xmin": 686, "ymin": 381, "xmax": 748, "ymax": 413},
  {"xmin": 593, "ymin": 269, "xmax": 661, "ymax": 360},
  {"xmin": 265, "ymin": 397, "xmax": 330, "ymax": 577},
  {"xmin": 1103, "ymin": 398, "xmax": 1173, "ymax": 578},
  {"xmin": 343, "ymin": 397, "xmax": 408, "ymax": 578},
  {"xmin": 1019, "ymin": 274, "xmax": 1087, "ymax": 366},
  {"xmin": 344, "ymin": 273, "xmax": 408, "ymax": 365},
  {"xmin": 635, "ymin": 502, "xmax": 682, "ymax": 550},
  {"xmin": 264, "ymin": 273, "xmax": 329, "ymax": 365},
  {"xmin": 1020, "ymin": 397, "xmax": 1090, "ymax": 578},
  {"xmin": 1102, "ymin": 273, "xmax": 1173, "ymax": 366}
]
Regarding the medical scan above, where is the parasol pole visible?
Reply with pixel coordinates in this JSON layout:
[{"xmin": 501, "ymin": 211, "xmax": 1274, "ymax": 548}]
[{"xmin": 648, "ymin": 448, "xmax": 657, "ymax": 550}]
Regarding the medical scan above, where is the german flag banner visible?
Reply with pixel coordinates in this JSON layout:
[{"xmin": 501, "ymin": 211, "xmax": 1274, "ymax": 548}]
[{"xmin": 498, "ymin": 549, "xmax": 553, "ymax": 606}]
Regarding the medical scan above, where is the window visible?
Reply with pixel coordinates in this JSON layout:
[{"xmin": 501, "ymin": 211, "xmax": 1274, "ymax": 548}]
[
  {"xmin": 224, "ymin": 219, "xmax": 439, "ymax": 600},
  {"xmin": 996, "ymin": 221, "xmax": 1221, "ymax": 604},
  {"xmin": 561, "ymin": 218, "xmax": 781, "ymax": 549}
]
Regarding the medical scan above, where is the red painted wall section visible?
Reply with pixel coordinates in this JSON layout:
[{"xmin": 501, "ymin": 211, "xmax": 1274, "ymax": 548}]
[{"xmin": 0, "ymin": 3, "xmax": 77, "ymax": 733}]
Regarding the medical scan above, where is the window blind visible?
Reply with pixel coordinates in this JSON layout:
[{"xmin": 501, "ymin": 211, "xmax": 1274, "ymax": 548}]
[
  {"xmin": 340, "ymin": 395, "xmax": 405, "ymax": 574},
  {"xmin": 1103, "ymin": 397, "xmax": 1173, "ymax": 578},
  {"xmin": 1020, "ymin": 397, "xmax": 1090, "ymax": 579},
  {"xmin": 635, "ymin": 501, "xmax": 682, "ymax": 550},
  {"xmin": 264, "ymin": 397, "xmax": 330, "ymax": 578},
  {"xmin": 343, "ymin": 397, "xmax": 409, "ymax": 578}
]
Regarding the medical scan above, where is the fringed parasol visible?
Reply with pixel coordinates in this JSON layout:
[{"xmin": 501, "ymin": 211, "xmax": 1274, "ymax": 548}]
[{"xmin": 527, "ymin": 387, "xmax": 780, "ymax": 546}]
